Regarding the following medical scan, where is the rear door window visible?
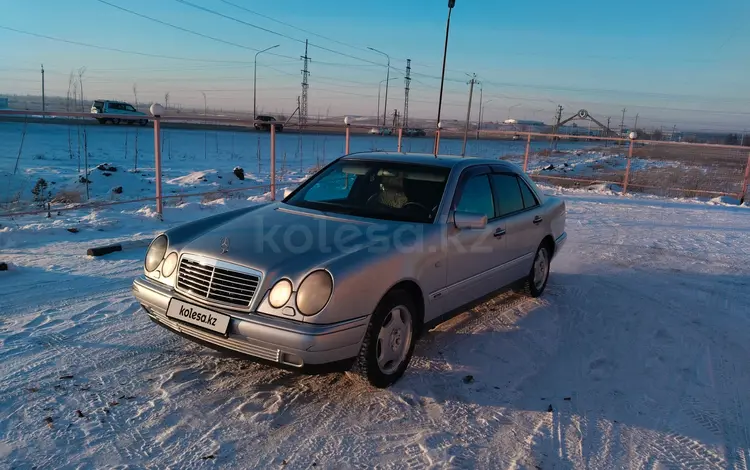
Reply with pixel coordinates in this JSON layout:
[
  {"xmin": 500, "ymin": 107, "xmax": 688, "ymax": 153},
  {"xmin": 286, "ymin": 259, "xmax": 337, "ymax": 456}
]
[
  {"xmin": 518, "ymin": 178, "xmax": 539, "ymax": 209},
  {"xmin": 490, "ymin": 174, "xmax": 525, "ymax": 217}
]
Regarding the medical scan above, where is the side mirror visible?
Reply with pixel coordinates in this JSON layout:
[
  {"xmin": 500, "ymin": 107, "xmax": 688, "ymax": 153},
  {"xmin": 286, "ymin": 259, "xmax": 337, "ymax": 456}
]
[
  {"xmin": 283, "ymin": 188, "xmax": 293, "ymax": 199},
  {"xmin": 453, "ymin": 211, "xmax": 487, "ymax": 230}
]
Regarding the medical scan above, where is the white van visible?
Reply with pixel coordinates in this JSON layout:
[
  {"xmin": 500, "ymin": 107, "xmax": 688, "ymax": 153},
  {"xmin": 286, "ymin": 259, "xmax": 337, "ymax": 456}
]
[{"xmin": 91, "ymin": 100, "xmax": 148, "ymax": 126}]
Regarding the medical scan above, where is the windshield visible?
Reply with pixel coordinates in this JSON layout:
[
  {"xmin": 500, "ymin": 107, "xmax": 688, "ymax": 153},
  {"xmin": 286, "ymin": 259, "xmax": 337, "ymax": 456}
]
[{"xmin": 284, "ymin": 159, "xmax": 450, "ymax": 223}]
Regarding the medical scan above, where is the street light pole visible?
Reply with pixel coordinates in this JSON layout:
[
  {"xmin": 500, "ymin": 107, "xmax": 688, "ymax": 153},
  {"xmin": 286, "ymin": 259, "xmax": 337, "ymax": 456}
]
[
  {"xmin": 436, "ymin": 0, "xmax": 456, "ymax": 130},
  {"xmin": 253, "ymin": 44, "xmax": 280, "ymax": 120},
  {"xmin": 368, "ymin": 47, "xmax": 391, "ymax": 127},
  {"xmin": 377, "ymin": 77, "xmax": 397, "ymax": 128},
  {"xmin": 507, "ymin": 103, "xmax": 521, "ymax": 120}
]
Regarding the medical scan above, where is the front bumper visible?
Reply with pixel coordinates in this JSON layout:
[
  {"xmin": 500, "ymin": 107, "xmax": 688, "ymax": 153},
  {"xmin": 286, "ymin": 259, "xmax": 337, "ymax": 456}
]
[{"xmin": 132, "ymin": 276, "xmax": 368, "ymax": 367}]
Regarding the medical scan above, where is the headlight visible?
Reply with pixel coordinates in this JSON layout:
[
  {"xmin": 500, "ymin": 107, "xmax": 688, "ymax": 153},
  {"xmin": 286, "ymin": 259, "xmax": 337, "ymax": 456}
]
[
  {"xmin": 296, "ymin": 270, "xmax": 333, "ymax": 316},
  {"xmin": 268, "ymin": 279, "xmax": 293, "ymax": 308},
  {"xmin": 162, "ymin": 252, "xmax": 178, "ymax": 277},
  {"xmin": 145, "ymin": 235, "xmax": 168, "ymax": 272}
]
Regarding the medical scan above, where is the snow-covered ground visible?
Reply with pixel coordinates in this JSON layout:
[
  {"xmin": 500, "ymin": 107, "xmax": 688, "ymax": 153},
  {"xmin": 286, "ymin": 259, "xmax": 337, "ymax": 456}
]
[
  {"xmin": 2, "ymin": 182, "xmax": 749, "ymax": 469},
  {"xmin": 2, "ymin": 121, "xmax": 685, "ymax": 212}
]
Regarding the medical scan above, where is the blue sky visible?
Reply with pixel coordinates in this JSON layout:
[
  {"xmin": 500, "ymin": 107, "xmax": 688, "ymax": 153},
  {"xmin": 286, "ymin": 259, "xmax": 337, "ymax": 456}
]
[{"xmin": 0, "ymin": 0, "xmax": 748, "ymax": 130}]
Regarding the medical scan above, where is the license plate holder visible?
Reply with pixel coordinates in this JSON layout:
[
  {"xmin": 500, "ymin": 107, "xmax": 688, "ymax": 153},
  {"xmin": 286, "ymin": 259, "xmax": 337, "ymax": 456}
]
[{"xmin": 166, "ymin": 299, "xmax": 231, "ymax": 336}]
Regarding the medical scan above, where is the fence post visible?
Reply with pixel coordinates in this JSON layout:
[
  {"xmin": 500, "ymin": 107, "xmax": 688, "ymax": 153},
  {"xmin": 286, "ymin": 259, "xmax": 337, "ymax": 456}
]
[
  {"xmin": 150, "ymin": 104, "xmax": 164, "ymax": 216},
  {"xmin": 270, "ymin": 123, "xmax": 276, "ymax": 201},
  {"xmin": 622, "ymin": 135, "xmax": 635, "ymax": 194},
  {"xmin": 397, "ymin": 127, "xmax": 403, "ymax": 152},
  {"xmin": 741, "ymin": 153, "xmax": 750, "ymax": 203},
  {"xmin": 434, "ymin": 126, "xmax": 442, "ymax": 156},
  {"xmin": 523, "ymin": 133, "xmax": 531, "ymax": 172},
  {"xmin": 345, "ymin": 124, "xmax": 350, "ymax": 154}
]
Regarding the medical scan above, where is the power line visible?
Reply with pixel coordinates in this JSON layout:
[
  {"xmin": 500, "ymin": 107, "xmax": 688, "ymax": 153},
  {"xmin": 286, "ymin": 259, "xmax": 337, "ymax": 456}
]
[
  {"xmin": 174, "ymin": 0, "xmax": 386, "ymax": 67},
  {"xmin": 219, "ymin": 0, "xmax": 372, "ymax": 55},
  {"xmin": 0, "ymin": 25, "xmax": 253, "ymax": 64},
  {"xmin": 96, "ymin": 0, "xmax": 304, "ymax": 63}
]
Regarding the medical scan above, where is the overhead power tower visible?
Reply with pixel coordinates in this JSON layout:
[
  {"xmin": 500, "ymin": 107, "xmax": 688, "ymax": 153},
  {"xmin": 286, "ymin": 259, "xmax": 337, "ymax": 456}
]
[
  {"xmin": 300, "ymin": 40, "xmax": 311, "ymax": 128},
  {"xmin": 403, "ymin": 59, "xmax": 411, "ymax": 128}
]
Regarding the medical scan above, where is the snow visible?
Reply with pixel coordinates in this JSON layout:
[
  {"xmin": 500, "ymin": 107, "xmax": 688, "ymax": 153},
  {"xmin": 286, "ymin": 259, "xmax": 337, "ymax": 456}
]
[
  {"xmin": 2, "ymin": 181, "xmax": 750, "ymax": 468},
  {"xmin": 1, "ymin": 121, "xmax": 619, "ymax": 212}
]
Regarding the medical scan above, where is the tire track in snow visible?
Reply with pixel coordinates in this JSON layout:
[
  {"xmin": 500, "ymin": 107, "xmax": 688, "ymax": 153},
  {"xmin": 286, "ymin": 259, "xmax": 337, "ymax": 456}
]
[{"xmin": 708, "ymin": 344, "xmax": 750, "ymax": 470}]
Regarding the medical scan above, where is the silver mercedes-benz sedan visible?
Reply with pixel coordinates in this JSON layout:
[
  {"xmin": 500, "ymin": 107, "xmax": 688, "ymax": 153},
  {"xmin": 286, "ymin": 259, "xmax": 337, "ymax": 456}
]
[{"xmin": 132, "ymin": 152, "xmax": 567, "ymax": 387}]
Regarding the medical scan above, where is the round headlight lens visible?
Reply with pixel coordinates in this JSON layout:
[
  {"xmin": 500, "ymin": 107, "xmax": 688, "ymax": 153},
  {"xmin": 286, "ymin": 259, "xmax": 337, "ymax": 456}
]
[
  {"xmin": 268, "ymin": 279, "xmax": 293, "ymax": 308},
  {"xmin": 296, "ymin": 270, "xmax": 333, "ymax": 316},
  {"xmin": 145, "ymin": 235, "xmax": 168, "ymax": 272},
  {"xmin": 162, "ymin": 252, "xmax": 178, "ymax": 277}
]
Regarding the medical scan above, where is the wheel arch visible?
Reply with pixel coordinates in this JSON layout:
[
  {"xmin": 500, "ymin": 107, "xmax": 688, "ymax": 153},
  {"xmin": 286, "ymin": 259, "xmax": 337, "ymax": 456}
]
[
  {"xmin": 385, "ymin": 279, "xmax": 425, "ymax": 332},
  {"xmin": 541, "ymin": 234, "xmax": 555, "ymax": 258}
]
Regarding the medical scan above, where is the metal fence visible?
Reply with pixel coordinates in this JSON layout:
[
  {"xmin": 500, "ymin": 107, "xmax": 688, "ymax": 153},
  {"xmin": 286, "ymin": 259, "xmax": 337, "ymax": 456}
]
[{"xmin": 1, "ymin": 109, "xmax": 749, "ymax": 219}]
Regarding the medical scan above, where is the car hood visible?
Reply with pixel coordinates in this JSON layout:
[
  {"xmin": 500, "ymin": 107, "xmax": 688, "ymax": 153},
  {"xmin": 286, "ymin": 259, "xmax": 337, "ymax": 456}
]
[{"xmin": 179, "ymin": 203, "xmax": 407, "ymax": 277}]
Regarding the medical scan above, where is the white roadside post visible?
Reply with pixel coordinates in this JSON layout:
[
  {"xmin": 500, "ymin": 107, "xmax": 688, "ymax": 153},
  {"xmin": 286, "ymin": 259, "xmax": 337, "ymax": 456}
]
[
  {"xmin": 270, "ymin": 121, "xmax": 276, "ymax": 201},
  {"xmin": 150, "ymin": 103, "xmax": 165, "ymax": 216},
  {"xmin": 623, "ymin": 131, "xmax": 638, "ymax": 194},
  {"xmin": 344, "ymin": 116, "xmax": 351, "ymax": 154},
  {"xmin": 434, "ymin": 121, "xmax": 443, "ymax": 157}
]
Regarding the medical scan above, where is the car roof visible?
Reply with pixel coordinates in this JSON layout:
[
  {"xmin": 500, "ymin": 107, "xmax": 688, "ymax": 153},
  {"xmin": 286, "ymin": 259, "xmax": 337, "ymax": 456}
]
[{"xmin": 340, "ymin": 151, "xmax": 521, "ymax": 172}]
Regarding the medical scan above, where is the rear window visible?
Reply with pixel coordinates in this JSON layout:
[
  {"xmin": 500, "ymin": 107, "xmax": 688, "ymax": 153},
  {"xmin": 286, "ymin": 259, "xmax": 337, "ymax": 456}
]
[{"xmin": 93, "ymin": 101, "xmax": 104, "ymax": 110}]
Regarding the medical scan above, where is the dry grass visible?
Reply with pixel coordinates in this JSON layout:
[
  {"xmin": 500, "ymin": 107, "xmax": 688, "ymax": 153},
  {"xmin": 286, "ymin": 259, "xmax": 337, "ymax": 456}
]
[
  {"xmin": 51, "ymin": 190, "xmax": 82, "ymax": 204},
  {"xmin": 528, "ymin": 142, "xmax": 748, "ymax": 199}
]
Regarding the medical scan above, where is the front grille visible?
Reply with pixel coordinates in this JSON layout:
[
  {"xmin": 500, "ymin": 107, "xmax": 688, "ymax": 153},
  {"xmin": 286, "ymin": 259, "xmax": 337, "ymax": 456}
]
[{"xmin": 177, "ymin": 256, "xmax": 260, "ymax": 308}]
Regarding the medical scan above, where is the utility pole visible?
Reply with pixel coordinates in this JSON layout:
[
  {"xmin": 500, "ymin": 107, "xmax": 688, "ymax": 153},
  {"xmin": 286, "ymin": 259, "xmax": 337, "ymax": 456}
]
[
  {"xmin": 403, "ymin": 59, "xmax": 411, "ymax": 129},
  {"xmin": 461, "ymin": 73, "xmax": 478, "ymax": 157},
  {"xmin": 300, "ymin": 40, "xmax": 311, "ymax": 128},
  {"xmin": 552, "ymin": 105, "xmax": 563, "ymax": 151},
  {"xmin": 606, "ymin": 116, "xmax": 611, "ymax": 146},
  {"xmin": 477, "ymin": 85, "xmax": 483, "ymax": 135},
  {"xmin": 620, "ymin": 108, "xmax": 627, "ymax": 136},
  {"xmin": 41, "ymin": 64, "xmax": 45, "ymax": 114},
  {"xmin": 634, "ymin": 113, "xmax": 639, "ymax": 132},
  {"xmin": 672, "ymin": 124, "xmax": 677, "ymax": 142}
]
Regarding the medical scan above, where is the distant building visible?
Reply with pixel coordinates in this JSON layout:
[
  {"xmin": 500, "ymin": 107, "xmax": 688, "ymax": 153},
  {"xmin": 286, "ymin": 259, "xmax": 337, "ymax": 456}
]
[{"xmin": 504, "ymin": 119, "xmax": 546, "ymax": 126}]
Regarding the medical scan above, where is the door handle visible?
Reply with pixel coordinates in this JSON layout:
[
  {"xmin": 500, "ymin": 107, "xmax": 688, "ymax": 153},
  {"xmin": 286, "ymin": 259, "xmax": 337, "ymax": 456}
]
[
  {"xmin": 533, "ymin": 216, "xmax": 543, "ymax": 225},
  {"xmin": 494, "ymin": 228, "xmax": 506, "ymax": 238}
]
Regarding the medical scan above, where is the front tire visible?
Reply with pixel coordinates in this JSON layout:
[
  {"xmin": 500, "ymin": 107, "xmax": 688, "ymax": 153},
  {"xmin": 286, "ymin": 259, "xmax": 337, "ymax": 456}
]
[
  {"xmin": 112, "ymin": 118, "xmax": 121, "ymax": 125},
  {"xmin": 351, "ymin": 290, "xmax": 418, "ymax": 388},
  {"xmin": 522, "ymin": 243, "xmax": 551, "ymax": 297}
]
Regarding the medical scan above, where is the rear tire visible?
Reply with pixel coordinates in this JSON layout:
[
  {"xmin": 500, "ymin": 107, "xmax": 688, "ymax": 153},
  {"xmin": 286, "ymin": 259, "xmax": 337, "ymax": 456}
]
[
  {"xmin": 350, "ymin": 290, "xmax": 418, "ymax": 388},
  {"xmin": 112, "ymin": 118, "xmax": 121, "ymax": 125},
  {"xmin": 521, "ymin": 243, "xmax": 551, "ymax": 297},
  {"xmin": 139, "ymin": 119, "xmax": 148, "ymax": 126}
]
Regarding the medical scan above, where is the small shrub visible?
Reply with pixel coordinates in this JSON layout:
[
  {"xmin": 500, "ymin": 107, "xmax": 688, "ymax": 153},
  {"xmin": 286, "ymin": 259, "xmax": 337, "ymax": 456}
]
[{"xmin": 31, "ymin": 178, "xmax": 51, "ymax": 207}]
